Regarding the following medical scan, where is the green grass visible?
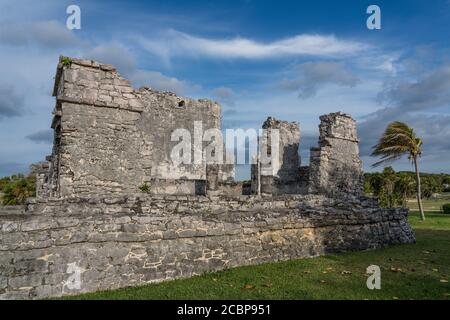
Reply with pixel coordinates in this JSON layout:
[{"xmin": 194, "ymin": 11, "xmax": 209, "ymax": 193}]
[
  {"xmin": 407, "ymin": 192, "xmax": 450, "ymax": 212},
  {"xmin": 407, "ymin": 199, "xmax": 450, "ymax": 212},
  {"xmin": 64, "ymin": 211, "xmax": 450, "ymax": 300}
]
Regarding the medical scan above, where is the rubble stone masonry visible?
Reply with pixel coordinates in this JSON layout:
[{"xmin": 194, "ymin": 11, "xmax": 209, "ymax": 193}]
[{"xmin": 0, "ymin": 195, "xmax": 414, "ymax": 299}]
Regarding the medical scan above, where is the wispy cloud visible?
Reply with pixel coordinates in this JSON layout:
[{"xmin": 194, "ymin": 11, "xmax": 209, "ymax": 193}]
[
  {"xmin": 130, "ymin": 69, "xmax": 196, "ymax": 94},
  {"xmin": 0, "ymin": 84, "xmax": 24, "ymax": 119},
  {"xmin": 81, "ymin": 41, "xmax": 198, "ymax": 94},
  {"xmin": 358, "ymin": 63, "xmax": 450, "ymax": 172},
  {"xmin": 377, "ymin": 65, "xmax": 450, "ymax": 111},
  {"xmin": 138, "ymin": 30, "xmax": 369, "ymax": 60},
  {"xmin": 25, "ymin": 129, "xmax": 53, "ymax": 144},
  {"xmin": 279, "ymin": 61, "xmax": 359, "ymax": 99},
  {"xmin": 85, "ymin": 43, "xmax": 137, "ymax": 76},
  {"xmin": 0, "ymin": 20, "xmax": 85, "ymax": 49}
]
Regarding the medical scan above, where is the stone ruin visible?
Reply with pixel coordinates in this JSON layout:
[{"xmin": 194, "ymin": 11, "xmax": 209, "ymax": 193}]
[
  {"xmin": 0, "ymin": 57, "xmax": 415, "ymax": 299},
  {"xmin": 33, "ymin": 55, "xmax": 363, "ymax": 200},
  {"xmin": 250, "ymin": 113, "xmax": 363, "ymax": 197}
]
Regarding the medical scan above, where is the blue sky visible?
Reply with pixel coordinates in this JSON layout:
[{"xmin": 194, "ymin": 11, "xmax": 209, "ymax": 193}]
[{"xmin": 1, "ymin": 0, "xmax": 450, "ymax": 180}]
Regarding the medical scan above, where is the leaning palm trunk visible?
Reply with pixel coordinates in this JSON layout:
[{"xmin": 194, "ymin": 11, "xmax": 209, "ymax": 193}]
[{"xmin": 413, "ymin": 156, "xmax": 425, "ymax": 221}]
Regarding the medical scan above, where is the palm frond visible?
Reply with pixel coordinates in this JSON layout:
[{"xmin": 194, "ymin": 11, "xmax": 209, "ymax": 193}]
[{"xmin": 371, "ymin": 121, "xmax": 422, "ymax": 167}]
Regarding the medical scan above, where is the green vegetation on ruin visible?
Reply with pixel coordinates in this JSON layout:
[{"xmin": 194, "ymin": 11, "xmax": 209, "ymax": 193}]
[
  {"xmin": 61, "ymin": 56, "xmax": 72, "ymax": 67},
  {"xmin": 139, "ymin": 182, "xmax": 151, "ymax": 194}
]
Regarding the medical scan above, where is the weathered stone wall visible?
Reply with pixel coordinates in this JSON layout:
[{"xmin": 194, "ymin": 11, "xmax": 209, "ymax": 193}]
[
  {"xmin": 42, "ymin": 57, "xmax": 229, "ymax": 198},
  {"xmin": 41, "ymin": 57, "xmax": 367, "ymax": 200},
  {"xmin": 0, "ymin": 195, "xmax": 414, "ymax": 299},
  {"xmin": 261, "ymin": 117, "xmax": 300, "ymax": 182},
  {"xmin": 250, "ymin": 114, "xmax": 364, "ymax": 197},
  {"xmin": 309, "ymin": 112, "xmax": 363, "ymax": 196},
  {"xmin": 30, "ymin": 162, "xmax": 49, "ymax": 200},
  {"xmin": 252, "ymin": 117, "xmax": 305, "ymax": 195}
]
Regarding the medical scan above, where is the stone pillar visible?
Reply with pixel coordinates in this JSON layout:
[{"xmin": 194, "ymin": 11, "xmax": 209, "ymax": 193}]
[
  {"xmin": 308, "ymin": 112, "xmax": 363, "ymax": 197},
  {"xmin": 206, "ymin": 163, "xmax": 236, "ymax": 195},
  {"xmin": 30, "ymin": 162, "xmax": 50, "ymax": 200},
  {"xmin": 206, "ymin": 164, "xmax": 219, "ymax": 192},
  {"xmin": 217, "ymin": 163, "xmax": 235, "ymax": 182},
  {"xmin": 250, "ymin": 156, "xmax": 259, "ymax": 195},
  {"xmin": 255, "ymin": 117, "xmax": 300, "ymax": 195},
  {"xmin": 261, "ymin": 117, "xmax": 300, "ymax": 181}
]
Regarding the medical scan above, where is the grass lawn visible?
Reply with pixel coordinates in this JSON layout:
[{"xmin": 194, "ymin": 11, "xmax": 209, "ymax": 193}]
[
  {"xmin": 407, "ymin": 192, "xmax": 450, "ymax": 212},
  {"xmin": 407, "ymin": 199, "xmax": 449, "ymax": 212},
  {"xmin": 64, "ymin": 211, "xmax": 450, "ymax": 300}
]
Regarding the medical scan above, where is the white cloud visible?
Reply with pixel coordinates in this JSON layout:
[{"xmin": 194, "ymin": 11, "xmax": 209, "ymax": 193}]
[
  {"xmin": 377, "ymin": 65, "xmax": 450, "ymax": 111},
  {"xmin": 0, "ymin": 20, "xmax": 84, "ymax": 49},
  {"xmin": 375, "ymin": 56, "xmax": 398, "ymax": 75},
  {"xmin": 138, "ymin": 29, "xmax": 369, "ymax": 60},
  {"xmin": 83, "ymin": 43, "xmax": 199, "ymax": 95},
  {"xmin": 279, "ymin": 61, "xmax": 359, "ymax": 99},
  {"xmin": 130, "ymin": 70, "xmax": 194, "ymax": 94},
  {"xmin": 85, "ymin": 43, "xmax": 137, "ymax": 76}
]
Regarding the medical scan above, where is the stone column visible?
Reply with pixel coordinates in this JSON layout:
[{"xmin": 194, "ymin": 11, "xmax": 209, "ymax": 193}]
[
  {"xmin": 308, "ymin": 112, "xmax": 363, "ymax": 197},
  {"xmin": 206, "ymin": 164, "xmax": 219, "ymax": 192},
  {"xmin": 257, "ymin": 117, "xmax": 300, "ymax": 195}
]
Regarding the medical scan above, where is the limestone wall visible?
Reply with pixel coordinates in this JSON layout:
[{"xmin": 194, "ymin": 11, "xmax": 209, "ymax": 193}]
[
  {"xmin": 42, "ymin": 57, "xmax": 228, "ymax": 198},
  {"xmin": 0, "ymin": 195, "xmax": 415, "ymax": 299},
  {"xmin": 261, "ymin": 117, "xmax": 300, "ymax": 182},
  {"xmin": 309, "ymin": 112, "xmax": 364, "ymax": 196},
  {"xmin": 252, "ymin": 117, "xmax": 305, "ymax": 195},
  {"xmin": 251, "ymin": 113, "xmax": 363, "ymax": 196}
]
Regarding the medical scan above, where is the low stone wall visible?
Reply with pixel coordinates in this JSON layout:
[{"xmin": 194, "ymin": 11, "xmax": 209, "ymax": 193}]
[
  {"xmin": 145, "ymin": 179, "xmax": 206, "ymax": 196},
  {"xmin": 0, "ymin": 195, "xmax": 415, "ymax": 299}
]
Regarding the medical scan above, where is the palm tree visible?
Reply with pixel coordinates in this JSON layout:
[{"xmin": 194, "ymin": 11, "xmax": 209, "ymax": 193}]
[{"xmin": 371, "ymin": 121, "xmax": 425, "ymax": 220}]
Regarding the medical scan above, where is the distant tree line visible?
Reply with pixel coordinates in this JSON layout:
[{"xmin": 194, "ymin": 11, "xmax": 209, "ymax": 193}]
[
  {"xmin": 0, "ymin": 174, "xmax": 36, "ymax": 205},
  {"xmin": 364, "ymin": 167, "xmax": 450, "ymax": 208}
]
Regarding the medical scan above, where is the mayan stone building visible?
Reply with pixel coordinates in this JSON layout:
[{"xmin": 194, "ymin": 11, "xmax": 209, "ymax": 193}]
[
  {"xmin": 0, "ymin": 57, "xmax": 415, "ymax": 299},
  {"xmin": 33, "ymin": 56, "xmax": 368, "ymax": 201},
  {"xmin": 37, "ymin": 57, "xmax": 234, "ymax": 199}
]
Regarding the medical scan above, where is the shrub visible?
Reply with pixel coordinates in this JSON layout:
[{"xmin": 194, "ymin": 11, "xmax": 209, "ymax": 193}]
[
  {"xmin": 61, "ymin": 57, "xmax": 72, "ymax": 67},
  {"xmin": 139, "ymin": 183, "xmax": 151, "ymax": 194},
  {"xmin": 443, "ymin": 204, "xmax": 450, "ymax": 214},
  {"xmin": 1, "ymin": 174, "xmax": 36, "ymax": 205},
  {"xmin": 0, "ymin": 176, "xmax": 11, "ymax": 191}
]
